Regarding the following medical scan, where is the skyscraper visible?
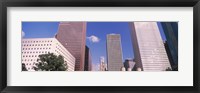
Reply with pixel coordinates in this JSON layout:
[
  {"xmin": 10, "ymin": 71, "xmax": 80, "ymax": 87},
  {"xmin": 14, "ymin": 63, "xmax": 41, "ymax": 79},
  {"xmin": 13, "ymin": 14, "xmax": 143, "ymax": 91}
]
[
  {"xmin": 100, "ymin": 56, "xmax": 107, "ymax": 71},
  {"xmin": 160, "ymin": 22, "xmax": 178, "ymax": 70},
  {"xmin": 84, "ymin": 46, "xmax": 92, "ymax": 71},
  {"xmin": 129, "ymin": 22, "xmax": 171, "ymax": 71},
  {"xmin": 106, "ymin": 34, "xmax": 123, "ymax": 71},
  {"xmin": 55, "ymin": 22, "xmax": 87, "ymax": 71}
]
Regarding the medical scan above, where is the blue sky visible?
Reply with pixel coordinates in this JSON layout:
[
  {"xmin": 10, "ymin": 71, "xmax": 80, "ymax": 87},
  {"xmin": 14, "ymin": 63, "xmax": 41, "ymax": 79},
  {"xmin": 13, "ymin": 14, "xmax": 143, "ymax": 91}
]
[{"xmin": 22, "ymin": 22, "xmax": 166, "ymax": 67}]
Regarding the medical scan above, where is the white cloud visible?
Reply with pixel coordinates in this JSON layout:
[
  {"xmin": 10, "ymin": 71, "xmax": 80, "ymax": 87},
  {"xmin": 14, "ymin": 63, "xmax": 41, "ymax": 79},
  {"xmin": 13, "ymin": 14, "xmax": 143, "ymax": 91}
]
[
  {"xmin": 87, "ymin": 35, "xmax": 100, "ymax": 43},
  {"xmin": 22, "ymin": 31, "xmax": 25, "ymax": 37}
]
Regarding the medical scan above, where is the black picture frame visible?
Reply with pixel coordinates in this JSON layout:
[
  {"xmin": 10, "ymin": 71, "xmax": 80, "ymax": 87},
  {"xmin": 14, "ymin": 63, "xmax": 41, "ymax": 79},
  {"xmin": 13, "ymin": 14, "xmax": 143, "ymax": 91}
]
[{"xmin": 0, "ymin": 0, "xmax": 199, "ymax": 93}]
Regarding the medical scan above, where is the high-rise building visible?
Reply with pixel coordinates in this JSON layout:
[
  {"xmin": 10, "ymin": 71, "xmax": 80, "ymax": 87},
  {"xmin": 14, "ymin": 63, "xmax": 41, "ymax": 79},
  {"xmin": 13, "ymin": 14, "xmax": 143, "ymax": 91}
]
[
  {"xmin": 84, "ymin": 46, "xmax": 92, "ymax": 71},
  {"xmin": 123, "ymin": 59, "xmax": 136, "ymax": 71},
  {"xmin": 106, "ymin": 34, "xmax": 123, "ymax": 71},
  {"xmin": 160, "ymin": 22, "xmax": 178, "ymax": 70},
  {"xmin": 55, "ymin": 22, "xmax": 87, "ymax": 71},
  {"xmin": 99, "ymin": 56, "xmax": 107, "ymax": 71},
  {"xmin": 22, "ymin": 38, "xmax": 75, "ymax": 71},
  {"xmin": 129, "ymin": 22, "xmax": 171, "ymax": 71}
]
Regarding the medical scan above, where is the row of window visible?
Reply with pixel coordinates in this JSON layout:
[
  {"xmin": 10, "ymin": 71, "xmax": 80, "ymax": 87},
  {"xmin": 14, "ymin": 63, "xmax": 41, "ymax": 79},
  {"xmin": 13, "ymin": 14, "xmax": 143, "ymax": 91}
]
[
  {"xmin": 22, "ymin": 44, "xmax": 52, "ymax": 47},
  {"xmin": 24, "ymin": 62, "xmax": 36, "ymax": 65},
  {"xmin": 22, "ymin": 47, "xmax": 51, "ymax": 50},
  {"xmin": 22, "ymin": 59, "xmax": 37, "ymax": 61},
  {"xmin": 22, "ymin": 51, "xmax": 50, "ymax": 54},
  {"xmin": 22, "ymin": 40, "xmax": 53, "ymax": 43}
]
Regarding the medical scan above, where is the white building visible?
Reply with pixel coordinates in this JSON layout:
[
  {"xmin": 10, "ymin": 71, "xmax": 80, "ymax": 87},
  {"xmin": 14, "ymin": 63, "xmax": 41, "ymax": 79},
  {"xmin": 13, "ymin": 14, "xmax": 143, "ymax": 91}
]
[{"xmin": 22, "ymin": 38, "xmax": 75, "ymax": 71}]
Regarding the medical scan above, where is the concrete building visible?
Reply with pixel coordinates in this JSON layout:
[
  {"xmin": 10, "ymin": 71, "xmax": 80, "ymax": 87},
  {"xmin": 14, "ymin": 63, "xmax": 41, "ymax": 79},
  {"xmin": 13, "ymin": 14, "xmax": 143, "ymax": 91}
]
[
  {"xmin": 84, "ymin": 46, "xmax": 92, "ymax": 71},
  {"xmin": 106, "ymin": 34, "xmax": 123, "ymax": 71},
  {"xmin": 22, "ymin": 38, "xmax": 75, "ymax": 71},
  {"xmin": 55, "ymin": 22, "xmax": 87, "ymax": 71},
  {"xmin": 129, "ymin": 22, "xmax": 171, "ymax": 71},
  {"xmin": 123, "ymin": 59, "xmax": 136, "ymax": 71}
]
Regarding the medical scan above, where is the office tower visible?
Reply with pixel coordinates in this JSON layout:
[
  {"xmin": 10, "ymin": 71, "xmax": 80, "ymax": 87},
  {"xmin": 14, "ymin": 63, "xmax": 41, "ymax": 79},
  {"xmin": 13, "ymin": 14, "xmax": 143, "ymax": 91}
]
[
  {"xmin": 129, "ymin": 22, "xmax": 171, "ymax": 71},
  {"xmin": 160, "ymin": 22, "xmax": 178, "ymax": 70},
  {"xmin": 55, "ymin": 22, "xmax": 87, "ymax": 71},
  {"xmin": 123, "ymin": 59, "xmax": 136, "ymax": 71},
  {"xmin": 84, "ymin": 46, "xmax": 92, "ymax": 71},
  {"xmin": 106, "ymin": 34, "xmax": 123, "ymax": 71},
  {"xmin": 100, "ymin": 56, "xmax": 107, "ymax": 71},
  {"xmin": 22, "ymin": 38, "xmax": 75, "ymax": 71}
]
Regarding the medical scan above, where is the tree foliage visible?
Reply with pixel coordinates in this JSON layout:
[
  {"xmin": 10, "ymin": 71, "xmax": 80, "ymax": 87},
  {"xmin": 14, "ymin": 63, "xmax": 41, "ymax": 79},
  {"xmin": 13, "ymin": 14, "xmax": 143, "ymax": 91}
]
[
  {"xmin": 34, "ymin": 53, "xmax": 67, "ymax": 71},
  {"xmin": 22, "ymin": 63, "xmax": 28, "ymax": 71}
]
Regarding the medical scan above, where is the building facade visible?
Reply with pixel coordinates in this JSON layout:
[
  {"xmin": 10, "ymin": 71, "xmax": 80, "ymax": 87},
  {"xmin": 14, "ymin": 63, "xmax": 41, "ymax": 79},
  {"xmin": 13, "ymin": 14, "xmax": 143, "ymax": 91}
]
[
  {"xmin": 129, "ymin": 22, "xmax": 171, "ymax": 71},
  {"xmin": 22, "ymin": 38, "xmax": 75, "ymax": 71},
  {"xmin": 55, "ymin": 22, "xmax": 87, "ymax": 71},
  {"xmin": 106, "ymin": 34, "xmax": 123, "ymax": 71},
  {"xmin": 84, "ymin": 46, "xmax": 92, "ymax": 71},
  {"xmin": 160, "ymin": 22, "xmax": 178, "ymax": 70}
]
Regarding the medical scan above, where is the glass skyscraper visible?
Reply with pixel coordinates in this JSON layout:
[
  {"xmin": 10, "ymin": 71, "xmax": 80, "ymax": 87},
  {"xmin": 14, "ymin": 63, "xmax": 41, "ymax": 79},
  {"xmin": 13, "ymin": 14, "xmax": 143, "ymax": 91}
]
[{"xmin": 160, "ymin": 22, "xmax": 178, "ymax": 70}]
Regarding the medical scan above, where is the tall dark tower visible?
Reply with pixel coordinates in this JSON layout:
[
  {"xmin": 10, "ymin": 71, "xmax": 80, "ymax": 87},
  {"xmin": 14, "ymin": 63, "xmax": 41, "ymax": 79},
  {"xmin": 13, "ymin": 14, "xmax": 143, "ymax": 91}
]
[
  {"xmin": 161, "ymin": 22, "xmax": 178, "ymax": 70},
  {"xmin": 84, "ymin": 46, "xmax": 92, "ymax": 71}
]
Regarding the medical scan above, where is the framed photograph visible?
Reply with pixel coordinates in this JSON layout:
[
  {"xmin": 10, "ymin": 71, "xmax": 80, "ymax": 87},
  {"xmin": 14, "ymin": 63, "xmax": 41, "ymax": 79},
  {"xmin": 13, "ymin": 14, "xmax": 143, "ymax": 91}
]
[{"xmin": 0, "ymin": 0, "xmax": 199, "ymax": 93}]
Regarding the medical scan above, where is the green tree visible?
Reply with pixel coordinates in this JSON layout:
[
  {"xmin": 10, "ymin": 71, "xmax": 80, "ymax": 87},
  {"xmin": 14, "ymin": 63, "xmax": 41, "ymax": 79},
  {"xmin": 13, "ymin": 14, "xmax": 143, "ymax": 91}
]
[
  {"xmin": 22, "ymin": 63, "xmax": 28, "ymax": 71},
  {"xmin": 34, "ymin": 53, "xmax": 67, "ymax": 71}
]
